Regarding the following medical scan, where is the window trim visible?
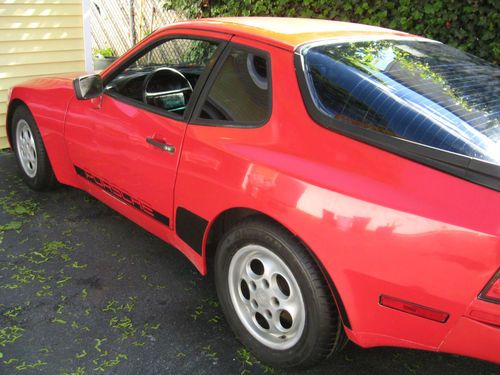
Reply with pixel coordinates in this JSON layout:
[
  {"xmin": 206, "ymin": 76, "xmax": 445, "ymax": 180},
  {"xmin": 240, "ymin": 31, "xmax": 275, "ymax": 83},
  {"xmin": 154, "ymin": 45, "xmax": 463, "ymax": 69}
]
[
  {"xmin": 294, "ymin": 48, "xmax": 500, "ymax": 191},
  {"xmin": 189, "ymin": 42, "xmax": 273, "ymax": 128},
  {"xmin": 102, "ymin": 34, "xmax": 229, "ymax": 123}
]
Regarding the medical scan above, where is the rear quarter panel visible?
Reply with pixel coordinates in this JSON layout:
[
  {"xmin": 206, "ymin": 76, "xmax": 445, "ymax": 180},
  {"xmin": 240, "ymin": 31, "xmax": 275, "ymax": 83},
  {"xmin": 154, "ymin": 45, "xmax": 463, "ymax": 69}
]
[{"xmin": 175, "ymin": 38, "xmax": 500, "ymax": 351}]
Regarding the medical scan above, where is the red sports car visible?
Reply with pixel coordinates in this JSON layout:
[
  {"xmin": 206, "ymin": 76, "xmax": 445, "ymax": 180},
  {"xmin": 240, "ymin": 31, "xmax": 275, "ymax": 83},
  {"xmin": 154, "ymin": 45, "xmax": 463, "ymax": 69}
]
[{"xmin": 5, "ymin": 17, "xmax": 500, "ymax": 368}]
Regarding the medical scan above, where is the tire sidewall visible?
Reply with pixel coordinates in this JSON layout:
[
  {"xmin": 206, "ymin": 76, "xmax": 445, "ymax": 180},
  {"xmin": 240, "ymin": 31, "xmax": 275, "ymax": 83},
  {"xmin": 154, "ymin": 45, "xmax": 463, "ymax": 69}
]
[
  {"xmin": 215, "ymin": 222, "xmax": 326, "ymax": 368},
  {"xmin": 11, "ymin": 106, "xmax": 53, "ymax": 190}
]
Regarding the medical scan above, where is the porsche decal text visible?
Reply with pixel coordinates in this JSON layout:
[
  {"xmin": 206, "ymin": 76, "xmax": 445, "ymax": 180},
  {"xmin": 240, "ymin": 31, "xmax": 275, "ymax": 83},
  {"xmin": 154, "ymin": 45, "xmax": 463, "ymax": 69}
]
[{"xmin": 74, "ymin": 166, "xmax": 169, "ymax": 226}]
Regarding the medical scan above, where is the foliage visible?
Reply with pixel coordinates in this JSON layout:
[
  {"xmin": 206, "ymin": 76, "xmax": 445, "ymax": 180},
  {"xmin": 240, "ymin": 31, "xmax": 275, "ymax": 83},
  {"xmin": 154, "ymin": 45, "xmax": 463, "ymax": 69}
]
[
  {"xmin": 163, "ymin": 0, "xmax": 499, "ymax": 64},
  {"xmin": 93, "ymin": 47, "xmax": 115, "ymax": 58}
]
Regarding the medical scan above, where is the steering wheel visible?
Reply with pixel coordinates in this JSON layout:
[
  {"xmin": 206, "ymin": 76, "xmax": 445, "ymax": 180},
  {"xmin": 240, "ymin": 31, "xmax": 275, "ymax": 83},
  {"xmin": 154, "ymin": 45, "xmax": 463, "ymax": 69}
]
[{"xmin": 142, "ymin": 67, "xmax": 193, "ymax": 111}]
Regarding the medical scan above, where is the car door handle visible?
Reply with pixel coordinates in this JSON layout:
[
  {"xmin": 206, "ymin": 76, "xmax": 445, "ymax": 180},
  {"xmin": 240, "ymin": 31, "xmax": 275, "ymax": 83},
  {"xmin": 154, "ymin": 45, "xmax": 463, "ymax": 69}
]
[{"xmin": 146, "ymin": 137, "xmax": 175, "ymax": 153}]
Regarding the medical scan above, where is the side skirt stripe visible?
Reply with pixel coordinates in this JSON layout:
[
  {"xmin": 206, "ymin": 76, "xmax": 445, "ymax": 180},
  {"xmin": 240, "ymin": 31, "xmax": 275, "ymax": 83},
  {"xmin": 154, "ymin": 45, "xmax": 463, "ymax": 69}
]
[
  {"xmin": 175, "ymin": 207, "xmax": 208, "ymax": 255},
  {"xmin": 74, "ymin": 165, "xmax": 169, "ymax": 226}
]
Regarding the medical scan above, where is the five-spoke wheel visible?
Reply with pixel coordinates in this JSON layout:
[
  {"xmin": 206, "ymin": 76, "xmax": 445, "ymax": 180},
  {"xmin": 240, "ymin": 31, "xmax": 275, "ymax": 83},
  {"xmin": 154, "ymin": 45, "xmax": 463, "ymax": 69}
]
[
  {"xmin": 229, "ymin": 244, "xmax": 305, "ymax": 350},
  {"xmin": 11, "ymin": 105, "xmax": 56, "ymax": 190},
  {"xmin": 215, "ymin": 216, "xmax": 346, "ymax": 368},
  {"xmin": 15, "ymin": 118, "xmax": 38, "ymax": 178}
]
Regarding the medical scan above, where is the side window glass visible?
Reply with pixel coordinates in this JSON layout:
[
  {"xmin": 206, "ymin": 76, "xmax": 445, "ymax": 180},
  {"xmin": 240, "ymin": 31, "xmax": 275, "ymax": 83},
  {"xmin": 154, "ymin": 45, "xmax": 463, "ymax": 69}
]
[
  {"xmin": 105, "ymin": 38, "xmax": 219, "ymax": 117},
  {"xmin": 197, "ymin": 47, "xmax": 271, "ymax": 125}
]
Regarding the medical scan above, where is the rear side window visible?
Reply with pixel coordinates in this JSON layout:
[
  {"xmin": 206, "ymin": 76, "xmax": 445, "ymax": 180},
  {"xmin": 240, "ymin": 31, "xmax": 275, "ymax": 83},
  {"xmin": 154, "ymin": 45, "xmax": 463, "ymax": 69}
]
[
  {"xmin": 300, "ymin": 40, "xmax": 500, "ymax": 164},
  {"xmin": 195, "ymin": 47, "xmax": 271, "ymax": 125}
]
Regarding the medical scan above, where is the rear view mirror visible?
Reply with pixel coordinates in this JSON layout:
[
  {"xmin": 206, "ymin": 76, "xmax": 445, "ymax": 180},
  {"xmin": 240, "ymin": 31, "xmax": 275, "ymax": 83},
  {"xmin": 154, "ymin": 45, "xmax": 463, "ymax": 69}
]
[{"xmin": 73, "ymin": 74, "xmax": 103, "ymax": 100}]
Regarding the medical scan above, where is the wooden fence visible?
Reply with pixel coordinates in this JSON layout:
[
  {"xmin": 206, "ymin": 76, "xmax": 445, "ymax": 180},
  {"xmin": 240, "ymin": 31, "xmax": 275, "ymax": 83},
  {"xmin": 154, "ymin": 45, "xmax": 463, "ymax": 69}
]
[{"xmin": 90, "ymin": 0, "xmax": 182, "ymax": 57}]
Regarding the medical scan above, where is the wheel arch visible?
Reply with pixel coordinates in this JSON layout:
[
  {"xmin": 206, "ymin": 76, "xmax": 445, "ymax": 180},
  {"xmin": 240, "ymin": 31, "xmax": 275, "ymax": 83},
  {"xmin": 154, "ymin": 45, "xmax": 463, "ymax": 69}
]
[
  {"xmin": 6, "ymin": 98, "xmax": 28, "ymax": 148},
  {"xmin": 203, "ymin": 206, "xmax": 352, "ymax": 330}
]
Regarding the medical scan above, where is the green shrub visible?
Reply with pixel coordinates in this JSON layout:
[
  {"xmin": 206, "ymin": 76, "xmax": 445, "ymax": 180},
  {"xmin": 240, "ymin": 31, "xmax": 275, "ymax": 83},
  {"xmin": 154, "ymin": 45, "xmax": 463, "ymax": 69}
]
[
  {"xmin": 93, "ymin": 47, "xmax": 115, "ymax": 58},
  {"xmin": 164, "ymin": 0, "xmax": 499, "ymax": 64}
]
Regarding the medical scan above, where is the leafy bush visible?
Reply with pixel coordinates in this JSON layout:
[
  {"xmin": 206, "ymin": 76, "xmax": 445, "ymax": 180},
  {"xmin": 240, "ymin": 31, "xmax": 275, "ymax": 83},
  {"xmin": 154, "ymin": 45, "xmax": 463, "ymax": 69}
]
[
  {"xmin": 164, "ymin": 0, "xmax": 499, "ymax": 64},
  {"xmin": 93, "ymin": 47, "xmax": 115, "ymax": 58}
]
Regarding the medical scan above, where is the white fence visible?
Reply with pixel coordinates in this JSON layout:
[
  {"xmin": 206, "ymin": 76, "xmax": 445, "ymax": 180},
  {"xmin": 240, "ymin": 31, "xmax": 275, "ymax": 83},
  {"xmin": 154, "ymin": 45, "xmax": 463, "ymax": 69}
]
[{"xmin": 91, "ymin": 0, "xmax": 183, "ymax": 57}]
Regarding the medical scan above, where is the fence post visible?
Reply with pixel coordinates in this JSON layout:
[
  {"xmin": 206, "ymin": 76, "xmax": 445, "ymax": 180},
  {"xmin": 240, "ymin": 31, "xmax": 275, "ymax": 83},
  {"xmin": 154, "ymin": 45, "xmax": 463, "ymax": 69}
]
[{"xmin": 129, "ymin": 0, "xmax": 136, "ymax": 47}]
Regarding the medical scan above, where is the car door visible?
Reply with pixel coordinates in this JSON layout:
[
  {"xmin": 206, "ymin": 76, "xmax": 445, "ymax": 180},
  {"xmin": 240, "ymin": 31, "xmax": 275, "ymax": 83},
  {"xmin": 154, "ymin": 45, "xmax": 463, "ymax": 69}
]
[{"xmin": 65, "ymin": 31, "xmax": 229, "ymax": 231}]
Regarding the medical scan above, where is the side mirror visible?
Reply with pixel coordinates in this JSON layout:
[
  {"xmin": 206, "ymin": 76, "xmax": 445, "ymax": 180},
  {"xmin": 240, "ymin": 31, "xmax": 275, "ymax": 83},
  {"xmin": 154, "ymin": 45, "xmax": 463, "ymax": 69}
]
[{"xmin": 73, "ymin": 74, "xmax": 103, "ymax": 100}]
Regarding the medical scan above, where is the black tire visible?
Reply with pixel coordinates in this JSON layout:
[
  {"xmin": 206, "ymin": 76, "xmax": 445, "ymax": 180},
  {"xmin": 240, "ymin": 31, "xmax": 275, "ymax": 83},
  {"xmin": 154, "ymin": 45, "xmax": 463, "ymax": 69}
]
[
  {"xmin": 11, "ymin": 105, "xmax": 57, "ymax": 190},
  {"xmin": 214, "ymin": 216, "xmax": 347, "ymax": 369}
]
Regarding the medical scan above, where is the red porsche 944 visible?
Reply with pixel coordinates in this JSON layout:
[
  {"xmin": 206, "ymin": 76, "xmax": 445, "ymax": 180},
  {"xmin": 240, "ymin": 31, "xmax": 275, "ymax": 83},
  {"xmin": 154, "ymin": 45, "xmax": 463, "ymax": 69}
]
[{"xmin": 5, "ymin": 18, "xmax": 499, "ymax": 368}]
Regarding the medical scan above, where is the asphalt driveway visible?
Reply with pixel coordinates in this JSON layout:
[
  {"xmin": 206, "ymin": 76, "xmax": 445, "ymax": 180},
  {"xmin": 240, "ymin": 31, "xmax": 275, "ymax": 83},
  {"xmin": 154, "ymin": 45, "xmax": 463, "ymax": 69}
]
[{"xmin": 0, "ymin": 151, "xmax": 498, "ymax": 375}]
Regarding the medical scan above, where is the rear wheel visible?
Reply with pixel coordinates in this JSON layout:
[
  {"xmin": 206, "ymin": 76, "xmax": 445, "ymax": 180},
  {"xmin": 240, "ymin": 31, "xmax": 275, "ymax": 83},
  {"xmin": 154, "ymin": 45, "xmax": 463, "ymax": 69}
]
[
  {"xmin": 11, "ymin": 105, "xmax": 56, "ymax": 190},
  {"xmin": 215, "ymin": 216, "xmax": 346, "ymax": 369}
]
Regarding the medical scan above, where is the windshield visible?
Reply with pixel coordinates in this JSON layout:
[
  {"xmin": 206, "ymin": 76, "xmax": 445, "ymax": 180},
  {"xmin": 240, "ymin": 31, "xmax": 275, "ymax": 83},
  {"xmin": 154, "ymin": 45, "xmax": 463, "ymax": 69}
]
[{"xmin": 301, "ymin": 40, "xmax": 500, "ymax": 164}]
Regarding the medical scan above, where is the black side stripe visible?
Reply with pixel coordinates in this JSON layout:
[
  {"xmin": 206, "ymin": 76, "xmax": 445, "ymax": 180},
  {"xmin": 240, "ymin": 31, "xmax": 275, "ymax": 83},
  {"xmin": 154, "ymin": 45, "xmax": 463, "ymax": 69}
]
[
  {"xmin": 74, "ymin": 165, "xmax": 169, "ymax": 226},
  {"xmin": 175, "ymin": 207, "xmax": 208, "ymax": 255}
]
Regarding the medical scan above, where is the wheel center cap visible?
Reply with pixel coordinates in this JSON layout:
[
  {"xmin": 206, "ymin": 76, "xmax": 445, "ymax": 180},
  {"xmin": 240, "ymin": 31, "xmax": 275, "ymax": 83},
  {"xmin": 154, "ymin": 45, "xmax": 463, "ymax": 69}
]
[{"xmin": 256, "ymin": 289, "xmax": 268, "ymax": 306}]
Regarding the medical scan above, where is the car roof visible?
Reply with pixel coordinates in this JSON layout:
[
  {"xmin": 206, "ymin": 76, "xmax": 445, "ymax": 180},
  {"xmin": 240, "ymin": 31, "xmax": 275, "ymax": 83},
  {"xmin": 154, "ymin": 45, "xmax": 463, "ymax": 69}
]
[{"xmin": 161, "ymin": 17, "xmax": 419, "ymax": 51}]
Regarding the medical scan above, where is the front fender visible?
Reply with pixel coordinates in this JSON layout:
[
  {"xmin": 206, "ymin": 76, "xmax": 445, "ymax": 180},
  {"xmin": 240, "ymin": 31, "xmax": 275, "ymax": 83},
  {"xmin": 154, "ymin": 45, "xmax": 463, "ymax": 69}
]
[{"xmin": 8, "ymin": 78, "xmax": 83, "ymax": 187}]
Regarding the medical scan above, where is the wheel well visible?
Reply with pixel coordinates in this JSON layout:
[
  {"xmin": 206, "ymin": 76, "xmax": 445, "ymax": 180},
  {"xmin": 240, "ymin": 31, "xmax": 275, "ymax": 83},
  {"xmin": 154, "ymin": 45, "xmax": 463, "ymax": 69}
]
[
  {"xmin": 204, "ymin": 207, "xmax": 352, "ymax": 329},
  {"xmin": 205, "ymin": 207, "xmax": 261, "ymax": 260},
  {"xmin": 6, "ymin": 99, "xmax": 27, "ymax": 147}
]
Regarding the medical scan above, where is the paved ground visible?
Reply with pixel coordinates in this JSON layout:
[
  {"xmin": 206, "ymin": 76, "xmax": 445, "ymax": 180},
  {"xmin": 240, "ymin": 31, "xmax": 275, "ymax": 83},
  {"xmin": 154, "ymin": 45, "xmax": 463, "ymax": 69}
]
[{"xmin": 0, "ymin": 151, "xmax": 498, "ymax": 375}]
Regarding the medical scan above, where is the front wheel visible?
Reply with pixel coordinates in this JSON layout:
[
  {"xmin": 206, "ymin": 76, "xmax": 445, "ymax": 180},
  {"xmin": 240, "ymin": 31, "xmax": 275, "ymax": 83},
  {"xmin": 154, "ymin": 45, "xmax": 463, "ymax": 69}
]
[
  {"xmin": 11, "ymin": 105, "xmax": 56, "ymax": 190},
  {"xmin": 215, "ymin": 216, "xmax": 346, "ymax": 369}
]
